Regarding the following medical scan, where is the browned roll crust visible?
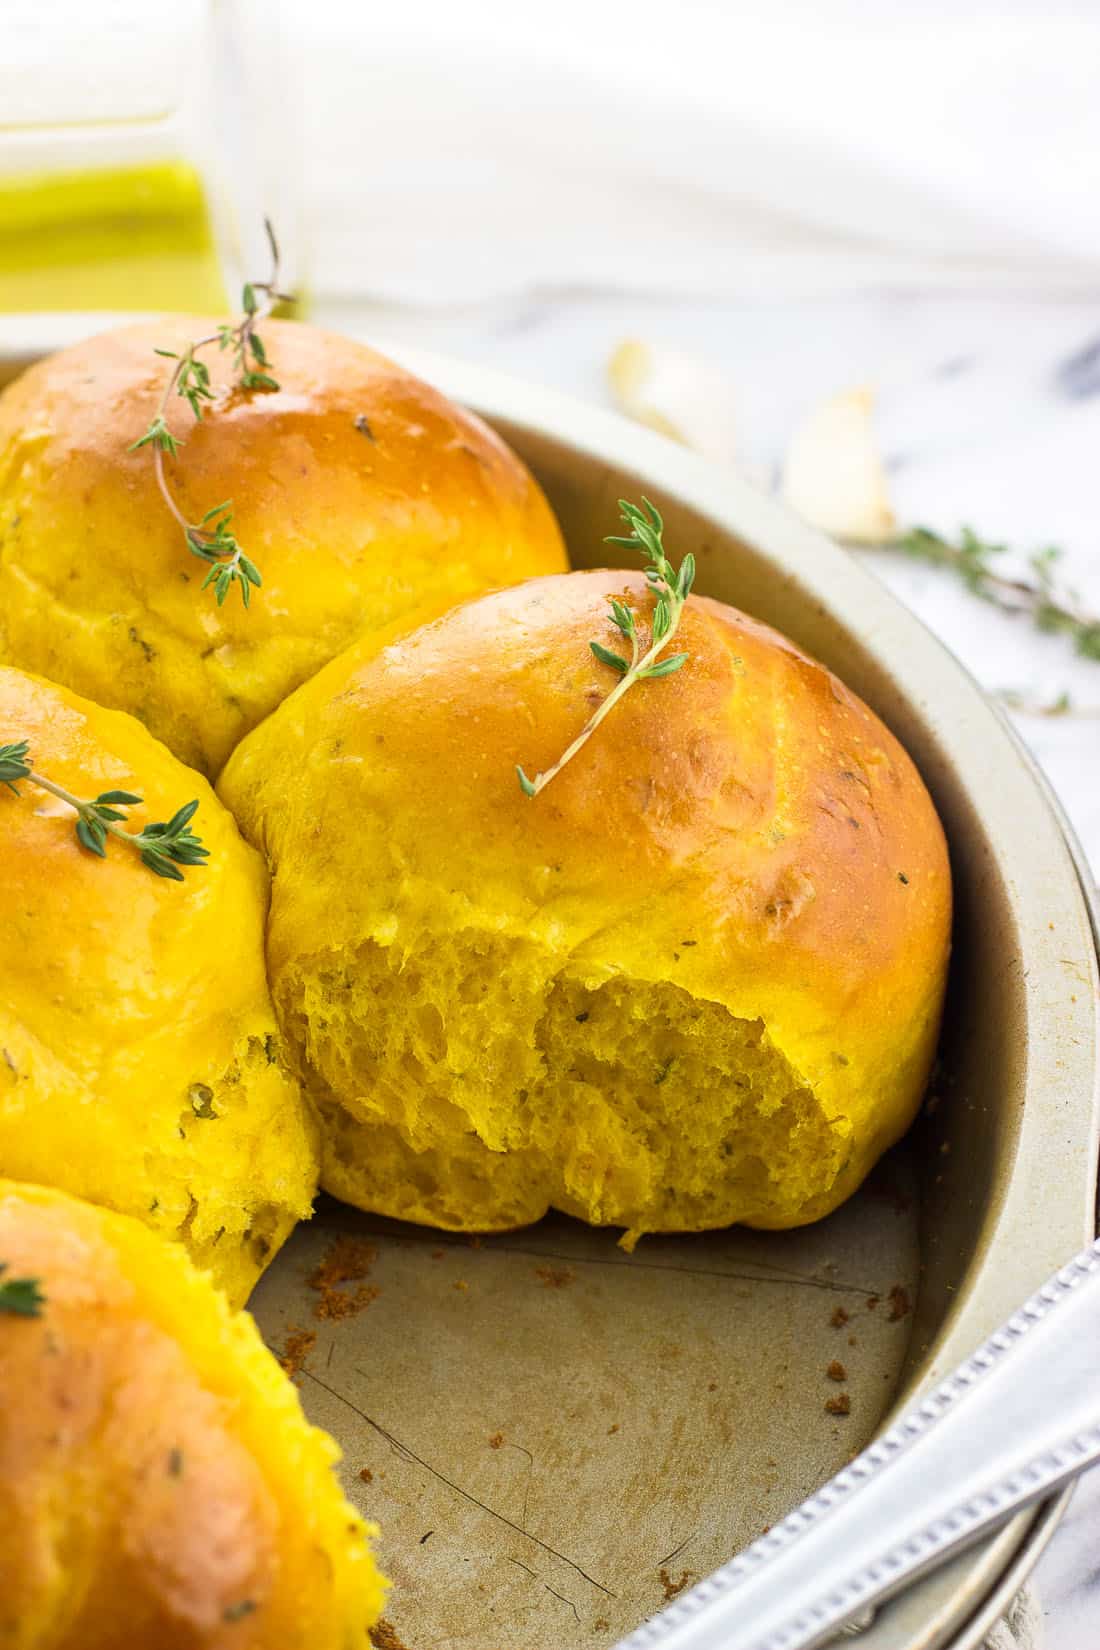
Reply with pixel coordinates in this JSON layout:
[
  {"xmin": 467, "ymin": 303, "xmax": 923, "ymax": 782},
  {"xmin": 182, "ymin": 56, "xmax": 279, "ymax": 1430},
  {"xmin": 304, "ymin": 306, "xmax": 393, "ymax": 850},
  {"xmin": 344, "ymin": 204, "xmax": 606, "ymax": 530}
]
[
  {"xmin": 0, "ymin": 318, "xmax": 567, "ymax": 774},
  {"xmin": 0, "ymin": 1180, "xmax": 386, "ymax": 1649}
]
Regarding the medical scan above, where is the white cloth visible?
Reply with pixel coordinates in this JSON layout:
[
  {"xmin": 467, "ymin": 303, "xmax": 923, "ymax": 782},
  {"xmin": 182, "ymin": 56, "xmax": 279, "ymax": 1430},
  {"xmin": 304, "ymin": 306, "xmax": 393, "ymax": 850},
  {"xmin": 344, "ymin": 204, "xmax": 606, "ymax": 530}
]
[{"xmin": 287, "ymin": 0, "xmax": 1100, "ymax": 305}]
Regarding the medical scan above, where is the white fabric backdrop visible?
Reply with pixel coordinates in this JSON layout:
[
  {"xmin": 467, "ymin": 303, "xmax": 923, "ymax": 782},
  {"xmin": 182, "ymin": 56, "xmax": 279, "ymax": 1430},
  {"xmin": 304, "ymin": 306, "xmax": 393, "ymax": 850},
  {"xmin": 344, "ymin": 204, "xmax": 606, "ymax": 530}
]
[{"xmin": 287, "ymin": 0, "xmax": 1100, "ymax": 304}]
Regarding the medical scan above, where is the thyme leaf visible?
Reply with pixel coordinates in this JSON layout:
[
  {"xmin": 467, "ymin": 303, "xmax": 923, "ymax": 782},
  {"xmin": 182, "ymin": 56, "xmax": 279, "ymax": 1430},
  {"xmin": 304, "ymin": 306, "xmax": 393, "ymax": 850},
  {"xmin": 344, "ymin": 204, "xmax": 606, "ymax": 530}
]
[
  {"xmin": 223, "ymin": 1601, "xmax": 258, "ymax": 1624},
  {"xmin": 0, "ymin": 1265, "xmax": 45, "ymax": 1317},
  {"xmin": 517, "ymin": 498, "xmax": 693, "ymax": 798}
]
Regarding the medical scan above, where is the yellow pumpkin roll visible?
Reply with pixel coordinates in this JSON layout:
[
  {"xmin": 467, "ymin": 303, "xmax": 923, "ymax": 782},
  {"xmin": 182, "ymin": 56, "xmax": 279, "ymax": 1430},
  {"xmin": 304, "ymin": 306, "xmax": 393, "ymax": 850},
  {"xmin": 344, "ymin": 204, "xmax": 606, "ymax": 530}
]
[
  {"xmin": 0, "ymin": 666, "xmax": 317, "ymax": 1304},
  {"xmin": 220, "ymin": 568, "xmax": 951, "ymax": 1242},
  {"xmin": 0, "ymin": 1180, "xmax": 386, "ymax": 1649},
  {"xmin": 0, "ymin": 318, "xmax": 567, "ymax": 775}
]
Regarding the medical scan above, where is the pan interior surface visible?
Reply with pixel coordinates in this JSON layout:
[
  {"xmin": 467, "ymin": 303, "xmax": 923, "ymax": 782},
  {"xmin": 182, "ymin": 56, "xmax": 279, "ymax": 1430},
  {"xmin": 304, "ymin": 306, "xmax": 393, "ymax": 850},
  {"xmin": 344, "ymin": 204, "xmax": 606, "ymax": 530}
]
[{"xmin": 251, "ymin": 1177, "xmax": 918, "ymax": 1650}]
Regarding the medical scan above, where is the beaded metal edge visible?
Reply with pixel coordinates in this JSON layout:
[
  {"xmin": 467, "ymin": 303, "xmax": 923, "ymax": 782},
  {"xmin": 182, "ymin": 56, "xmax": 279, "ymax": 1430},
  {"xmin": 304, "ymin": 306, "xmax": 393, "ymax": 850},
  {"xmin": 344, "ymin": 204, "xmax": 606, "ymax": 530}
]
[{"xmin": 615, "ymin": 1240, "xmax": 1100, "ymax": 1650}]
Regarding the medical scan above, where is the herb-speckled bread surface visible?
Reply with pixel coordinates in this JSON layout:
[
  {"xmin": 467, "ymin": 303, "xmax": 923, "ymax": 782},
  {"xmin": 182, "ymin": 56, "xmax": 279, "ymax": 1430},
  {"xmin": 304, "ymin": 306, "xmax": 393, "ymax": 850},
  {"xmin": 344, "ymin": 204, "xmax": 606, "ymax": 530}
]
[
  {"xmin": 0, "ymin": 1179, "xmax": 386, "ymax": 1648},
  {"xmin": 0, "ymin": 665, "xmax": 318, "ymax": 1306}
]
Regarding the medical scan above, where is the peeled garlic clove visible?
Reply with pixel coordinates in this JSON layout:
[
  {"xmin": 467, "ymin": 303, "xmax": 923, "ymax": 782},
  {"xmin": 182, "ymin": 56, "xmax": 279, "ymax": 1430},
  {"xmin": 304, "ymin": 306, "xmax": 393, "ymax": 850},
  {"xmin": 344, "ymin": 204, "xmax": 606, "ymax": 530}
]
[
  {"xmin": 782, "ymin": 386, "xmax": 896, "ymax": 545},
  {"xmin": 607, "ymin": 338, "xmax": 739, "ymax": 468}
]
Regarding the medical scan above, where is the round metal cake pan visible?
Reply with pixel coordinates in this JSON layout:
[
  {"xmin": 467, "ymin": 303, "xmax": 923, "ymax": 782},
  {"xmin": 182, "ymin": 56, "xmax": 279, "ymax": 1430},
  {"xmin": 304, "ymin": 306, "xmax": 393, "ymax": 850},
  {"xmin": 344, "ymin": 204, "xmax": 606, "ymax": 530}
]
[
  {"xmin": 367, "ymin": 344, "xmax": 1097, "ymax": 1649},
  {"xmin": 3, "ymin": 333, "xmax": 1097, "ymax": 1649}
]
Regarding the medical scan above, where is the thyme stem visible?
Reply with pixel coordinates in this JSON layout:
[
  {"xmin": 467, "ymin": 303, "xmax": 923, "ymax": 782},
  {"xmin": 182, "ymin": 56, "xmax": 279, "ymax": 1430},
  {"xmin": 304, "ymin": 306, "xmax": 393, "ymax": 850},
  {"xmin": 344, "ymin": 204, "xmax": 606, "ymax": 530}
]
[
  {"xmin": 0, "ymin": 740, "xmax": 208, "ymax": 882},
  {"xmin": 24, "ymin": 770, "xmax": 146, "ymax": 853},
  {"xmin": 517, "ymin": 499, "xmax": 693, "ymax": 798},
  {"xmin": 521, "ymin": 641, "xmax": 645, "ymax": 798},
  {"xmin": 894, "ymin": 526, "xmax": 1100, "ymax": 661},
  {"xmin": 132, "ymin": 218, "xmax": 291, "ymax": 608}
]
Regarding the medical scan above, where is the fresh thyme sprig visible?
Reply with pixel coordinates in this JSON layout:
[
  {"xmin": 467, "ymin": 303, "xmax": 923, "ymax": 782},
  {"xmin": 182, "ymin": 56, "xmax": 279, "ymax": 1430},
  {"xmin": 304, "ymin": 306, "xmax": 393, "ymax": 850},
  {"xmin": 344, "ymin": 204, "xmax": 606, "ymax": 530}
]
[
  {"xmin": 516, "ymin": 498, "xmax": 694, "ymax": 798},
  {"xmin": 0, "ymin": 740, "xmax": 208, "ymax": 882},
  {"xmin": 996, "ymin": 689, "xmax": 1100, "ymax": 719},
  {"xmin": 0, "ymin": 1265, "xmax": 45, "ymax": 1317},
  {"xmin": 896, "ymin": 527, "xmax": 1100, "ymax": 661},
  {"xmin": 130, "ymin": 218, "xmax": 293, "ymax": 608}
]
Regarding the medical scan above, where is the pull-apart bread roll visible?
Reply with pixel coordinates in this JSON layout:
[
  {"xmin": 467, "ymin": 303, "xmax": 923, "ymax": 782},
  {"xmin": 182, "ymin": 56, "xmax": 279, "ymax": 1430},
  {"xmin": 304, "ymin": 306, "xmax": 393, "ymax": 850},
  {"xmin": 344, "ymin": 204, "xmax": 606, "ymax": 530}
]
[
  {"xmin": 0, "ymin": 318, "xmax": 567, "ymax": 775},
  {"xmin": 221, "ymin": 569, "xmax": 951, "ymax": 1242},
  {"xmin": 0, "ymin": 1180, "xmax": 386, "ymax": 1648},
  {"xmin": 0, "ymin": 667, "xmax": 317, "ymax": 1304}
]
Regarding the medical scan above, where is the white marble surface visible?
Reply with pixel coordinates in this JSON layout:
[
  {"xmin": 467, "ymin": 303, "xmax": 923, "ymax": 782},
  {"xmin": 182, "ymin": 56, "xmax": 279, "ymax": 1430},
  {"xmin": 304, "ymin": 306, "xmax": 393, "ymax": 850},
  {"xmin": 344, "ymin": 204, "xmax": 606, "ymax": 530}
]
[{"xmin": 318, "ymin": 288, "xmax": 1100, "ymax": 1645}]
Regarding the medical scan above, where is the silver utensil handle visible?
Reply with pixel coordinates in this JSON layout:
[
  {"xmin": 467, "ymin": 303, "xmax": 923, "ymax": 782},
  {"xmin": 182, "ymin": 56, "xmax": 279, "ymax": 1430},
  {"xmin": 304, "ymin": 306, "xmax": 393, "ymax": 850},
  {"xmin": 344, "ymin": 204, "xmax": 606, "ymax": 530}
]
[{"xmin": 615, "ymin": 1236, "xmax": 1100, "ymax": 1650}]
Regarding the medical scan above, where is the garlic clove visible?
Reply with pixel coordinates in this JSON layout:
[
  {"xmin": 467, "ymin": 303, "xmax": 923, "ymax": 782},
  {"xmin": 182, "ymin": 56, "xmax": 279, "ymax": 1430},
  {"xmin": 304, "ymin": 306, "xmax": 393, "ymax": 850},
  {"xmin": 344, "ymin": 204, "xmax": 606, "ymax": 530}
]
[
  {"xmin": 782, "ymin": 386, "xmax": 896, "ymax": 545},
  {"xmin": 607, "ymin": 338, "xmax": 739, "ymax": 469}
]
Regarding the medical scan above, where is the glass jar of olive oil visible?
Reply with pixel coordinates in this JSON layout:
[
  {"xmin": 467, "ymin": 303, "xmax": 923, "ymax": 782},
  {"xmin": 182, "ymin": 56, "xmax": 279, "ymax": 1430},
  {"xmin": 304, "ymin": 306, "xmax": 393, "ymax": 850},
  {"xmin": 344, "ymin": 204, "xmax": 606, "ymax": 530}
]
[{"xmin": 1, "ymin": 0, "xmax": 302, "ymax": 374}]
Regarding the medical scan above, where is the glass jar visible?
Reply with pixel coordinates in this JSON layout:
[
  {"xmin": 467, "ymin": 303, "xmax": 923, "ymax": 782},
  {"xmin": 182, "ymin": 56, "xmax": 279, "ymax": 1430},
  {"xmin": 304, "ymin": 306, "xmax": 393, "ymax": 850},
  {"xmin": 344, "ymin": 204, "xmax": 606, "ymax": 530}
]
[{"xmin": 0, "ymin": 0, "xmax": 303, "ymax": 376}]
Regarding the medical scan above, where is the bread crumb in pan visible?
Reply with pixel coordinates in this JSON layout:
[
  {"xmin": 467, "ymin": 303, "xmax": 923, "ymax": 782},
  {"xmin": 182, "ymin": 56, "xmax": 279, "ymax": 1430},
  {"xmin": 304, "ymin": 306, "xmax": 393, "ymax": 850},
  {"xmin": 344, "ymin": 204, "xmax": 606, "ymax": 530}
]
[
  {"xmin": 830, "ymin": 1306, "xmax": 850, "ymax": 1328},
  {"xmin": 278, "ymin": 1326, "xmax": 317, "ymax": 1381},
  {"xmin": 371, "ymin": 1620, "xmax": 413, "ymax": 1650},
  {"xmin": 308, "ymin": 1236, "xmax": 381, "ymax": 1321},
  {"xmin": 535, "ymin": 1265, "xmax": 575, "ymax": 1288},
  {"xmin": 888, "ymin": 1284, "xmax": 912, "ymax": 1321},
  {"xmin": 825, "ymin": 1393, "xmax": 852, "ymax": 1416},
  {"xmin": 826, "ymin": 1360, "xmax": 847, "ymax": 1382},
  {"xmin": 660, "ymin": 1569, "xmax": 693, "ymax": 1601}
]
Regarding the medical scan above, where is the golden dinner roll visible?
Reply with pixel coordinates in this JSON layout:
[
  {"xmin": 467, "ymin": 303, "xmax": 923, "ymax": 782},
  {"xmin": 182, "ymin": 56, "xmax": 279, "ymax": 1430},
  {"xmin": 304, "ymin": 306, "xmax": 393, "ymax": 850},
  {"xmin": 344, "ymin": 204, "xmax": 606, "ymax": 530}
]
[
  {"xmin": 220, "ymin": 568, "xmax": 951, "ymax": 1241},
  {"xmin": 0, "ymin": 1180, "xmax": 386, "ymax": 1648},
  {"xmin": 0, "ymin": 318, "xmax": 567, "ymax": 775},
  {"xmin": 0, "ymin": 666, "xmax": 317, "ymax": 1305}
]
